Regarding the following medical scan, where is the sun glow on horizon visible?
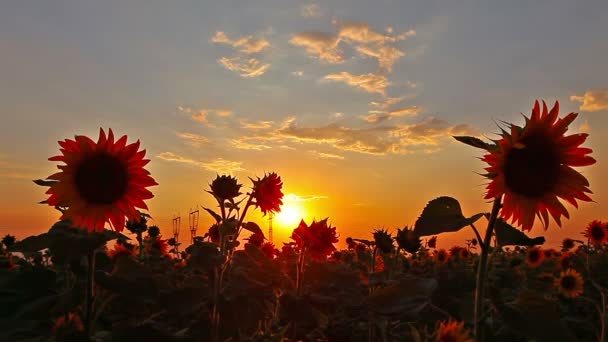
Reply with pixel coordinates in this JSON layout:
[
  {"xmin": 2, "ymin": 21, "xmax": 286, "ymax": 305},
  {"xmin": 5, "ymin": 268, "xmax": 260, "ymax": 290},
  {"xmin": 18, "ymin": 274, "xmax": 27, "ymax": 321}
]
[{"xmin": 276, "ymin": 203, "xmax": 306, "ymax": 228}]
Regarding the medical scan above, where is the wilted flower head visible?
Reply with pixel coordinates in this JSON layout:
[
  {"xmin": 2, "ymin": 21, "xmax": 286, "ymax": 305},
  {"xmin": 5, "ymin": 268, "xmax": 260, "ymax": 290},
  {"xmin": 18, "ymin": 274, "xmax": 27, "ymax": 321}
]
[
  {"xmin": 251, "ymin": 172, "xmax": 283, "ymax": 215},
  {"xmin": 291, "ymin": 218, "xmax": 339, "ymax": 260},
  {"xmin": 480, "ymin": 101, "xmax": 595, "ymax": 231},
  {"xmin": 395, "ymin": 227, "xmax": 421, "ymax": 254},
  {"xmin": 584, "ymin": 220, "xmax": 607, "ymax": 246},
  {"xmin": 435, "ymin": 319, "xmax": 474, "ymax": 342},
  {"xmin": 209, "ymin": 174, "xmax": 242, "ymax": 202},
  {"xmin": 373, "ymin": 229, "xmax": 394, "ymax": 254},
  {"xmin": 42, "ymin": 128, "xmax": 157, "ymax": 232},
  {"xmin": 555, "ymin": 268, "xmax": 584, "ymax": 298}
]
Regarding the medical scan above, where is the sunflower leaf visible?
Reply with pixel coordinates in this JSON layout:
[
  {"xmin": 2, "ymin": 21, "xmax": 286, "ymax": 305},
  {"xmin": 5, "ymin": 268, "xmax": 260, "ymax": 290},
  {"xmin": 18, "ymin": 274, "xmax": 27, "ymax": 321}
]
[
  {"xmin": 243, "ymin": 221, "xmax": 265, "ymax": 238},
  {"xmin": 32, "ymin": 179, "xmax": 58, "ymax": 187},
  {"xmin": 202, "ymin": 207, "xmax": 222, "ymax": 223},
  {"xmin": 453, "ymin": 136, "xmax": 491, "ymax": 150},
  {"xmin": 414, "ymin": 197, "xmax": 484, "ymax": 236},
  {"xmin": 492, "ymin": 217, "xmax": 546, "ymax": 246}
]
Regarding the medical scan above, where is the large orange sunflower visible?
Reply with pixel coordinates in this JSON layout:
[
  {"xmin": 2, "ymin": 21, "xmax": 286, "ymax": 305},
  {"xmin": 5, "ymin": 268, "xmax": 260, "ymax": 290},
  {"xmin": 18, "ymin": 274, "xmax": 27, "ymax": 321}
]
[
  {"xmin": 483, "ymin": 100, "xmax": 595, "ymax": 231},
  {"xmin": 44, "ymin": 128, "xmax": 157, "ymax": 232},
  {"xmin": 555, "ymin": 268, "xmax": 584, "ymax": 298}
]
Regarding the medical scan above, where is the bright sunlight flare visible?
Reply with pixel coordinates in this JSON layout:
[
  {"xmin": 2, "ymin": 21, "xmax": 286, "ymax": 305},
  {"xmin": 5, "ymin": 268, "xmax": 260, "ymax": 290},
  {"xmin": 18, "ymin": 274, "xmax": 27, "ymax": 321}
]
[{"xmin": 276, "ymin": 204, "xmax": 305, "ymax": 228}]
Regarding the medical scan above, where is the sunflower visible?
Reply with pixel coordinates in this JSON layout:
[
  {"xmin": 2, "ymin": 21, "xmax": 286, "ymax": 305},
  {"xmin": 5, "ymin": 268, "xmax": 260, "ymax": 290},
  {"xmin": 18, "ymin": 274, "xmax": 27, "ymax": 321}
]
[
  {"xmin": 434, "ymin": 249, "xmax": 449, "ymax": 264},
  {"xmin": 435, "ymin": 320, "xmax": 475, "ymax": 342},
  {"xmin": 291, "ymin": 218, "xmax": 339, "ymax": 260},
  {"xmin": 555, "ymin": 268, "xmax": 584, "ymax": 298},
  {"xmin": 260, "ymin": 242, "xmax": 278, "ymax": 259},
  {"xmin": 459, "ymin": 248, "xmax": 471, "ymax": 259},
  {"xmin": 396, "ymin": 227, "xmax": 422, "ymax": 254},
  {"xmin": 526, "ymin": 247, "xmax": 544, "ymax": 268},
  {"xmin": 44, "ymin": 128, "xmax": 157, "ymax": 232},
  {"xmin": 561, "ymin": 238, "xmax": 575, "ymax": 251},
  {"xmin": 373, "ymin": 229, "xmax": 394, "ymax": 254},
  {"xmin": 584, "ymin": 220, "xmax": 607, "ymax": 245},
  {"xmin": 559, "ymin": 251, "xmax": 575, "ymax": 269},
  {"xmin": 208, "ymin": 174, "xmax": 242, "ymax": 202},
  {"xmin": 251, "ymin": 172, "xmax": 284, "ymax": 215},
  {"xmin": 427, "ymin": 236, "xmax": 438, "ymax": 249},
  {"xmin": 107, "ymin": 241, "xmax": 135, "ymax": 260},
  {"xmin": 482, "ymin": 101, "xmax": 595, "ymax": 231}
]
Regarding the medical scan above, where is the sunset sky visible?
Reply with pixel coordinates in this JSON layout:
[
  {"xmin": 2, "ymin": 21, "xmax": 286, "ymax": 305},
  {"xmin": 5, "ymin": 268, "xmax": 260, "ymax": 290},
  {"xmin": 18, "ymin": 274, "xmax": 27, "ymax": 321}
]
[{"xmin": 1, "ymin": 0, "xmax": 607, "ymax": 249}]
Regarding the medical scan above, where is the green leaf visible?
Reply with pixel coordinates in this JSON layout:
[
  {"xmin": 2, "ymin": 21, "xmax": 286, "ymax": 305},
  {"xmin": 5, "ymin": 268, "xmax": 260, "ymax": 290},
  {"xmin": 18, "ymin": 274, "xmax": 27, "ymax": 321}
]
[
  {"xmin": 364, "ymin": 276, "xmax": 437, "ymax": 315},
  {"xmin": 202, "ymin": 207, "xmax": 222, "ymax": 223},
  {"xmin": 243, "ymin": 221, "xmax": 265, "ymax": 238},
  {"xmin": 32, "ymin": 179, "xmax": 58, "ymax": 187},
  {"xmin": 492, "ymin": 217, "xmax": 545, "ymax": 246},
  {"xmin": 414, "ymin": 197, "xmax": 484, "ymax": 236}
]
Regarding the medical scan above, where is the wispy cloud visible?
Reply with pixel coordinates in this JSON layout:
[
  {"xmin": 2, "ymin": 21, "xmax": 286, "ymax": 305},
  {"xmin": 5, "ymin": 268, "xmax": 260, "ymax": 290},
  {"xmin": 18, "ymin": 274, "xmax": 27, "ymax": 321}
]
[
  {"xmin": 290, "ymin": 32, "xmax": 343, "ymax": 63},
  {"xmin": 240, "ymin": 119, "xmax": 275, "ymax": 130},
  {"xmin": 283, "ymin": 193, "xmax": 328, "ymax": 202},
  {"xmin": 301, "ymin": 3, "xmax": 322, "ymax": 17},
  {"xmin": 176, "ymin": 132, "xmax": 211, "ymax": 146},
  {"xmin": 218, "ymin": 57, "xmax": 270, "ymax": 77},
  {"xmin": 363, "ymin": 106, "xmax": 421, "ymax": 123},
  {"xmin": 178, "ymin": 106, "xmax": 233, "ymax": 126},
  {"xmin": 0, "ymin": 156, "xmax": 38, "ymax": 180},
  {"xmin": 211, "ymin": 31, "xmax": 270, "ymax": 54},
  {"xmin": 309, "ymin": 150, "xmax": 345, "ymax": 160},
  {"xmin": 570, "ymin": 89, "xmax": 608, "ymax": 112},
  {"xmin": 355, "ymin": 45, "xmax": 405, "ymax": 72},
  {"xmin": 229, "ymin": 138, "xmax": 272, "ymax": 150},
  {"xmin": 157, "ymin": 152, "xmax": 245, "ymax": 174},
  {"xmin": 324, "ymin": 72, "xmax": 389, "ymax": 95}
]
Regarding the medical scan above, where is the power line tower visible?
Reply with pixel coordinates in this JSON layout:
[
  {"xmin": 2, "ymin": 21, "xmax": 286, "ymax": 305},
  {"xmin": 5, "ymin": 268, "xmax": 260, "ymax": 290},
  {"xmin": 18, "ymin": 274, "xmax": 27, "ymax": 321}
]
[
  {"xmin": 172, "ymin": 214, "xmax": 181, "ymax": 255},
  {"xmin": 189, "ymin": 208, "xmax": 200, "ymax": 244},
  {"xmin": 268, "ymin": 212, "xmax": 274, "ymax": 244}
]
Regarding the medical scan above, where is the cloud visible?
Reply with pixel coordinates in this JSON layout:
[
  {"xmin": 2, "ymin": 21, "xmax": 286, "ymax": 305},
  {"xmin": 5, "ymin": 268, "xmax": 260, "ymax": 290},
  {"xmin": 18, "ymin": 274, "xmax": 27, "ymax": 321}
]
[
  {"xmin": 363, "ymin": 106, "xmax": 422, "ymax": 123},
  {"xmin": 290, "ymin": 32, "xmax": 343, "ymax": 63},
  {"xmin": 578, "ymin": 120, "xmax": 591, "ymax": 133},
  {"xmin": 240, "ymin": 120, "xmax": 275, "ymax": 130},
  {"xmin": 157, "ymin": 152, "xmax": 245, "ymax": 174},
  {"xmin": 292, "ymin": 71, "xmax": 304, "ymax": 77},
  {"xmin": 309, "ymin": 150, "xmax": 345, "ymax": 160},
  {"xmin": 229, "ymin": 138, "xmax": 272, "ymax": 151},
  {"xmin": 570, "ymin": 89, "xmax": 608, "ymax": 112},
  {"xmin": 178, "ymin": 106, "xmax": 233, "ymax": 126},
  {"xmin": 370, "ymin": 96, "xmax": 405, "ymax": 109},
  {"xmin": 323, "ymin": 72, "xmax": 389, "ymax": 95},
  {"xmin": 283, "ymin": 193, "xmax": 328, "ymax": 202},
  {"xmin": 218, "ymin": 57, "xmax": 270, "ymax": 77},
  {"xmin": 211, "ymin": 31, "xmax": 270, "ymax": 54},
  {"xmin": 176, "ymin": 132, "xmax": 211, "ymax": 146},
  {"xmin": 393, "ymin": 118, "xmax": 478, "ymax": 146},
  {"xmin": 355, "ymin": 45, "xmax": 405, "ymax": 71},
  {"xmin": 301, "ymin": 3, "xmax": 322, "ymax": 17}
]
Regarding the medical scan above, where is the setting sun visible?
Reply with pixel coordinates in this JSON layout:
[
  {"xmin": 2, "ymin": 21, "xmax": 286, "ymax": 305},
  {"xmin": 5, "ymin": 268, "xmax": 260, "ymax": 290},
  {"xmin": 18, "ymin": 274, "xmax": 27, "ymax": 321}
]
[{"xmin": 276, "ymin": 204, "xmax": 305, "ymax": 228}]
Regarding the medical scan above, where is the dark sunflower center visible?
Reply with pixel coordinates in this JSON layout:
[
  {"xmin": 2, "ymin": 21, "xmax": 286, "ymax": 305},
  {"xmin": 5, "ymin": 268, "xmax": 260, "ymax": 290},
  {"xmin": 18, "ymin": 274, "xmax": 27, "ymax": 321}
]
[
  {"xmin": 590, "ymin": 226, "xmax": 605, "ymax": 241},
  {"xmin": 74, "ymin": 152, "xmax": 129, "ymax": 205},
  {"xmin": 504, "ymin": 131, "xmax": 561, "ymax": 198},
  {"xmin": 561, "ymin": 276, "xmax": 576, "ymax": 290}
]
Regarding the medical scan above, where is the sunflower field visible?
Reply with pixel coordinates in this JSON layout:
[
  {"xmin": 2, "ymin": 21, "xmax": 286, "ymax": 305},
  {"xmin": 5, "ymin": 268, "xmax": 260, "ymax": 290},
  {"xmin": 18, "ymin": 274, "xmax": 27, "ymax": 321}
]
[{"xmin": 2, "ymin": 100, "xmax": 607, "ymax": 342}]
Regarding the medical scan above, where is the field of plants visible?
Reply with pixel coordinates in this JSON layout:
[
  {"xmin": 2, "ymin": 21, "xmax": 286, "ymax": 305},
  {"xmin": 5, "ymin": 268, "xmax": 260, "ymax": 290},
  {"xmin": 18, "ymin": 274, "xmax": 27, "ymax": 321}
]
[{"xmin": 1, "ymin": 100, "xmax": 607, "ymax": 342}]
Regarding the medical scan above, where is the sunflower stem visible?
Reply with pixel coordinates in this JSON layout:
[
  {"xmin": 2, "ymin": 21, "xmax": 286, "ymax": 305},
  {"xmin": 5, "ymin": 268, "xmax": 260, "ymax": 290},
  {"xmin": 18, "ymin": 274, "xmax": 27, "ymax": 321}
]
[
  {"xmin": 296, "ymin": 247, "xmax": 306, "ymax": 297},
  {"xmin": 85, "ymin": 250, "xmax": 96, "ymax": 336},
  {"xmin": 474, "ymin": 196, "xmax": 502, "ymax": 341},
  {"xmin": 469, "ymin": 223, "xmax": 484, "ymax": 247}
]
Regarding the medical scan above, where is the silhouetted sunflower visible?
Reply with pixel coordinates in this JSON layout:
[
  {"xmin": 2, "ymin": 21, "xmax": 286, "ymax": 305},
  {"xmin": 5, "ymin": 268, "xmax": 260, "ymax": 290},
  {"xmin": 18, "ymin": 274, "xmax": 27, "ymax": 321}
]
[
  {"xmin": 427, "ymin": 236, "xmax": 438, "ymax": 249},
  {"xmin": 208, "ymin": 174, "xmax": 242, "ymax": 202},
  {"xmin": 44, "ymin": 128, "xmax": 157, "ymax": 232},
  {"xmin": 561, "ymin": 238, "xmax": 575, "ymax": 251},
  {"xmin": 435, "ymin": 319, "xmax": 474, "ymax": 342},
  {"xmin": 291, "ymin": 218, "xmax": 339, "ymax": 260},
  {"xmin": 584, "ymin": 220, "xmax": 607, "ymax": 245},
  {"xmin": 434, "ymin": 249, "xmax": 449, "ymax": 264},
  {"xmin": 395, "ymin": 227, "xmax": 421, "ymax": 254},
  {"xmin": 373, "ymin": 229, "xmax": 394, "ymax": 254},
  {"xmin": 260, "ymin": 242, "xmax": 278, "ymax": 259},
  {"xmin": 483, "ymin": 101, "xmax": 595, "ymax": 231},
  {"xmin": 251, "ymin": 172, "xmax": 283, "ymax": 215},
  {"xmin": 526, "ymin": 247, "xmax": 544, "ymax": 268},
  {"xmin": 107, "ymin": 240, "xmax": 135, "ymax": 260},
  {"xmin": 555, "ymin": 268, "xmax": 584, "ymax": 298}
]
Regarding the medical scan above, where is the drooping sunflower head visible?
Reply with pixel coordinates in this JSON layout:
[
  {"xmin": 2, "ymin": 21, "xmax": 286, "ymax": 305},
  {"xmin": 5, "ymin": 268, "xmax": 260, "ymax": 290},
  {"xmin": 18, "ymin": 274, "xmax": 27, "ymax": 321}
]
[
  {"xmin": 208, "ymin": 174, "xmax": 242, "ymax": 202},
  {"xmin": 482, "ymin": 101, "xmax": 595, "ymax": 231},
  {"xmin": 44, "ymin": 128, "xmax": 157, "ymax": 232},
  {"xmin": 251, "ymin": 172, "xmax": 284, "ymax": 216},
  {"xmin": 373, "ymin": 228, "xmax": 394, "ymax": 254},
  {"xmin": 526, "ymin": 247, "xmax": 544, "ymax": 268},
  {"xmin": 555, "ymin": 268, "xmax": 584, "ymax": 298},
  {"xmin": 584, "ymin": 220, "xmax": 607, "ymax": 245},
  {"xmin": 435, "ymin": 319, "xmax": 475, "ymax": 342},
  {"xmin": 395, "ymin": 227, "xmax": 421, "ymax": 254}
]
